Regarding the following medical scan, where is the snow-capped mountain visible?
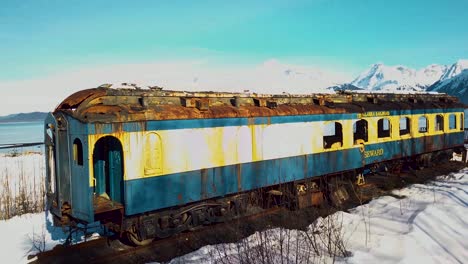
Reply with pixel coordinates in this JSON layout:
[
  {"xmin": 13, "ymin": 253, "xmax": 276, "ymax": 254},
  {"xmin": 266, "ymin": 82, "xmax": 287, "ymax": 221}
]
[
  {"xmin": 326, "ymin": 83, "xmax": 365, "ymax": 93},
  {"xmin": 350, "ymin": 63, "xmax": 448, "ymax": 92},
  {"xmin": 439, "ymin": 59, "xmax": 468, "ymax": 81},
  {"xmin": 332, "ymin": 60, "xmax": 468, "ymax": 103},
  {"xmin": 428, "ymin": 69, "xmax": 468, "ymax": 104}
]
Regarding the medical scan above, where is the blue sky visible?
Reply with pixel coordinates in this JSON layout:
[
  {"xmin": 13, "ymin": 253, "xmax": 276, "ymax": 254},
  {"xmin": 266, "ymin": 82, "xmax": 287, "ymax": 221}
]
[{"xmin": 1, "ymin": 0, "xmax": 467, "ymax": 81}]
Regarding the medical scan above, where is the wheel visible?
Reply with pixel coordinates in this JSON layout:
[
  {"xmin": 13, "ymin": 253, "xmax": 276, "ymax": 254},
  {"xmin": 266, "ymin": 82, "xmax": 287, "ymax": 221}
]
[{"xmin": 126, "ymin": 230, "xmax": 153, "ymax": 246}]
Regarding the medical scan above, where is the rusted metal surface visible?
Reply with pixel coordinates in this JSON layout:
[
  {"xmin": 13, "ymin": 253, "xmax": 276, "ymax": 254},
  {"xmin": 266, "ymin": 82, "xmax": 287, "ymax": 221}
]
[
  {"xmin": 93, "ymin": 196, "xmax": 124, "ymax": 216},
  {"xmin": 297, "ymin": 191, "xmax": 324, "ymax": 208},
  {"xmin": 57, "ymin": 88, "xmax": 107, "ymax": 110},
  {"xmin": 55, "ymin": 87, "xmax": 465, "ymax": 123}
]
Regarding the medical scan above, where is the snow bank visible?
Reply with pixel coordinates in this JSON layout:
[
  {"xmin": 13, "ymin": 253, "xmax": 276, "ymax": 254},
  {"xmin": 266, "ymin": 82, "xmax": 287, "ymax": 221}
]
[
  {"xmin": 171, "ymin": 167, "xmax": 468, "ymax": 264},
  {"xmin": 0, "ymin": 152, "xmax": 105, "ymax": 263},
  {"xmin": 0, "ymin": 211, "xmax": 102, "ymax": 263},
  {"xmin": 0, "ymin": 212, "xmax": 64, "ymax": 263},
  {"xmin": 344, "ymin": 169, "xmax": 468, "ymax": 264}
]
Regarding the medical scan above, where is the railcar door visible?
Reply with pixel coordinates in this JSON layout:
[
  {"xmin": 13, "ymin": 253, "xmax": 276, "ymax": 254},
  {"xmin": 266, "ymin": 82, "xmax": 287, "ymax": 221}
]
[
  {"xmin": 70, "ymin": 136, "xmax": 94, "ymax": 222},
  {"xmin": 93, "ymin": 136, "xmax": 124, "ymax": 203}
]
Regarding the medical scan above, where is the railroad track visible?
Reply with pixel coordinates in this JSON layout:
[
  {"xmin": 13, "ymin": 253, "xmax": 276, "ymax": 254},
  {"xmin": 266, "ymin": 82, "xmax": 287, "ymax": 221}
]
[{"xmin": 32, "ymin": 207, "xmax": 283, "ymax": 264}]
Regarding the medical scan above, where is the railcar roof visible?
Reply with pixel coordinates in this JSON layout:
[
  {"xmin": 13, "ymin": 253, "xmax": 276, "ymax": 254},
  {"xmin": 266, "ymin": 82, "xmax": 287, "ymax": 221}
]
[{"xmin": 54, "ymin": 86, "xmax": 465, "ymax": 123}]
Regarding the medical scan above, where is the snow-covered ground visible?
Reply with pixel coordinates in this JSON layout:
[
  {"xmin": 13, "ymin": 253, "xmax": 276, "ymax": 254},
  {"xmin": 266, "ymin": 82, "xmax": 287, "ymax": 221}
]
[
  {"xmin": 0, "ymin": 211, "xmax": 101, "ymax": 263},
  {"xmin": 0, "ymin": 151, "xmax": 466, "ymax": 263},
  {"xmin": 0, "ymin": 153, "xmax": 102, "ymax": 263},
  {"xmin": 172, "ymin": 167, "xmax": 468, "ymax": 264}
]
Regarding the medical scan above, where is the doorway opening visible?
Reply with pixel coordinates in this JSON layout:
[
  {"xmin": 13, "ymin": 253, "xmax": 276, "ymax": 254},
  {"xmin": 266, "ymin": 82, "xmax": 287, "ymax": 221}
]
[{"xmin": 93, "ymin": 136, "xmax": 124, "ymax": 204}]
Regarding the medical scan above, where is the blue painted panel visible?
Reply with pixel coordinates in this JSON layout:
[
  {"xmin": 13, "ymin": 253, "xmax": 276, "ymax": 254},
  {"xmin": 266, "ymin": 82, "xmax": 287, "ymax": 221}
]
[
  {"xmin": 123, "ymin": 122, "xmax": 145, "ymax": 132},
  {"xmin": 202, "ymin": 166, "xmax": 239, "ymax": 199},
  {"xmin": 67, "ymin": 117, "xmax": 89, "ymax": 135},
  {"xmin": 126, "ymin": 170, "xmax": 206, "ymax": 215},
  {"xmin": 70, "ymin": 135, "xmax": 94, "ymax": 222},
  {"xmin": 124, "ymin": 148, "xmax": 363, "ymax": 216},
  {"xmin": 394, "ymin": 108, "xmax": 464, "ymax": 116},
  {"xmin": 57, "ymin": 116, "xmax": 94, "ymax": 222},
  {"xmin": 363, "ymin": 132, "xmax": 464, "ymax": 165}
]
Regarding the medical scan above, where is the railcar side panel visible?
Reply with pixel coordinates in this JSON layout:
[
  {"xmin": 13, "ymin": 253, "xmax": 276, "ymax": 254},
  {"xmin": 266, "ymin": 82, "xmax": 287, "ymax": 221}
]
[{"xmin": 124, "ymin": 148, "xmax": 364, "ymax": 215}]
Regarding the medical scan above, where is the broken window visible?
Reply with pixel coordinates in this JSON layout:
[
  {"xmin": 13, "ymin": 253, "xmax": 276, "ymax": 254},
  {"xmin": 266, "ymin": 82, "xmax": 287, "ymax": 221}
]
[
  {"xmin": 399, "ymin": 117, "xmax": 410, "ymax": 136},
  {"xmin": 377, "ymin": 118, "xmax": 391, "ymax": 138},
  {"xmin": 435, "ymin": 115, "xmax": 444, "ymax": 132},
  {"xmin": 323, "ymin": 122, "xmax": 343, "ymax": 149},
  {"xmin": 73, "ymin": 138, "xmax": 83, "ymax": 166},
  {"xmin": 353, "ymin": 119, "xmax": 368, "ymax": 144},
  {"xmin": 418, "ymin": 116, "xmax": 428, "ymax": 133},
  {"xmin": 449, "ymin": 114, "xmax": 457, "ymax": 130}
]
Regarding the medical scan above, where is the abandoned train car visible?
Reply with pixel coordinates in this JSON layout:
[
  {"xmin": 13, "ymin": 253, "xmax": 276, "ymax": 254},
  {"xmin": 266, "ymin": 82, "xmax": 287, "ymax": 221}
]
[{"xmin": 44, "ymin": 86, "xmax": 466, "ymax": 244}]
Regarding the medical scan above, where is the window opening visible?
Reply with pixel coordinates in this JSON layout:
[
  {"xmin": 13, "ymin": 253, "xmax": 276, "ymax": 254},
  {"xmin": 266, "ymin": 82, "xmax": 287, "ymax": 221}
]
[
  {"xmin": 377, "ymin": 118, "xmax": 391, "ymax": 138},
  {"xmin": 323, "ymin": 122, "xmax": 343, "ymax": 149},
  {"xmin": 399, "ymin": 117, "xmax": 411, "ymax": 136},
  {"xmin": 353, "ymin": 119, "xmax": 368, "ymax": 144},
  {"xmin": 435, "ymin": 115, "xmax": 444, "ymax": 132},
  {"xmin": 73, "ymin": 138, "xmax": 83, "ymax": 166},
  {"xmin": 461, "ymin": 113, "xmax": 465, "ymax": 130},
  {"xmin": 449, "ymin": 114, "xmax": 457, "ymax": 130},
  {"xmin": 418, "ymin": 116, "xmax": 428, "ymax": 133}
]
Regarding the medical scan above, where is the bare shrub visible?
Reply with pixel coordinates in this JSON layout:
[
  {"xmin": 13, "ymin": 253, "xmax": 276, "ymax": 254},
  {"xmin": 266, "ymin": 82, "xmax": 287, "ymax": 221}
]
[
  {"xmin": 0, "ymin": 151, "xmax": 46, "ymax": 220},
  {"xmin": 28, "ymin": 224, "xmax": 47, "ymax": 254},
  {"xmin": 206, "ymin": 210, "xmax": 350, "ymax": 264}
]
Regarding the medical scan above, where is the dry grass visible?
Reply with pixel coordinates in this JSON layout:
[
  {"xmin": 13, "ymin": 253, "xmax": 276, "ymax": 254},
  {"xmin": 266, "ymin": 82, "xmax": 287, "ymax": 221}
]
[
  {"xmin": 203, "ymin": 207, "xmax": 350, "ymax": 264},
  {"xmin": 0, "ymin": 149, "xmax": 45, "ymax": 220}
]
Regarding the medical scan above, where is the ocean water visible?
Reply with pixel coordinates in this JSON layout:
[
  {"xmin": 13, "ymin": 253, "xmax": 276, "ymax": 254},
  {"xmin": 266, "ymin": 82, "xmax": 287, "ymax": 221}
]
[{"xmin": 0, "ymin": 121, "xmax": 44, "ymax": 153}]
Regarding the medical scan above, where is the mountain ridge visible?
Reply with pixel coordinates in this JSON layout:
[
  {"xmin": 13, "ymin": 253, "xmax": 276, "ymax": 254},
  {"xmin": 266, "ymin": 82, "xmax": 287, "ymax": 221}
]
[
  {"xmin": 0, "ymin": 112, "xmax": 47, "ymax": 123},
  {"xmin": 349, "ymin": 63, "xmax": 453, "ymax": 92},
  {"xmin": 428, "ymin": 69, "xmax": 468, "ymax": 104},
  {"xmin": 337, "ymin": 60, "xmax": 468, "ymax": 103}
]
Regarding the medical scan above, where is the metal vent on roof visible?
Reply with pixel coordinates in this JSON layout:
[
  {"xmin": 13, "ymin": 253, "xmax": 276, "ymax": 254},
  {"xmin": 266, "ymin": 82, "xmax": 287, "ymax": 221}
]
[
  {"xmin": 253, "ymin": 98, "xmax": 266, "ymax": 107},
  {"xmin": 196, "ymin": 99, "xmax": 210, "ymax": 111},
  {"xmin": 367, "ymin": 96, "xmax": 378, "ymax": 104},
  {"xmin": 267, "ymin": 101, "xmax": 278, "ymax": 109},
  {"xmin": 313, "ymin": 98, "xmax": 325, "ymax": 106}
]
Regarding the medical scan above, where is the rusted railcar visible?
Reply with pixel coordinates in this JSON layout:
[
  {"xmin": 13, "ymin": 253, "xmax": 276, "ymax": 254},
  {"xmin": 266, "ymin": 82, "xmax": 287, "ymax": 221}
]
[{"xmin": 44, "ymin": 85, "xmax": 466, "ymax": 245}]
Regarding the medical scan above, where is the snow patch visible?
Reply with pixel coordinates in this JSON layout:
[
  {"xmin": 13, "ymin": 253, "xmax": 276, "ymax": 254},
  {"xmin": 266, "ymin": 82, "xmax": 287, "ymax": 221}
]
[{"xmin": 171, "ymin": 167, "xmax": 468, "ymax": 264}]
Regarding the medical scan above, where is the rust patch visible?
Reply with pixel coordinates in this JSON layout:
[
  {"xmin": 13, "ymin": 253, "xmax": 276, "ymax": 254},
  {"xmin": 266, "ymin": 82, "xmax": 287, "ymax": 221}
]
[
  {"xmin": 201, "ymin": 168, "xmax": 208, "ymax": 199},
  {"xmin": 56, "ymin": 88, "xmax": 106, "ymax": 110},
  {"xmin": 236, "ymin": 164, "xmax": 242, "ymax": 192}
]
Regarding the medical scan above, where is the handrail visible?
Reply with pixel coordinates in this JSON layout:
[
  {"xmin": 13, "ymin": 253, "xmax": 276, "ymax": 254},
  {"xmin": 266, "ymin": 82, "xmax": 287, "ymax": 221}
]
[{"xmin": 0, "ymin": 142, "xmax": 44, "ymax": 150}]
